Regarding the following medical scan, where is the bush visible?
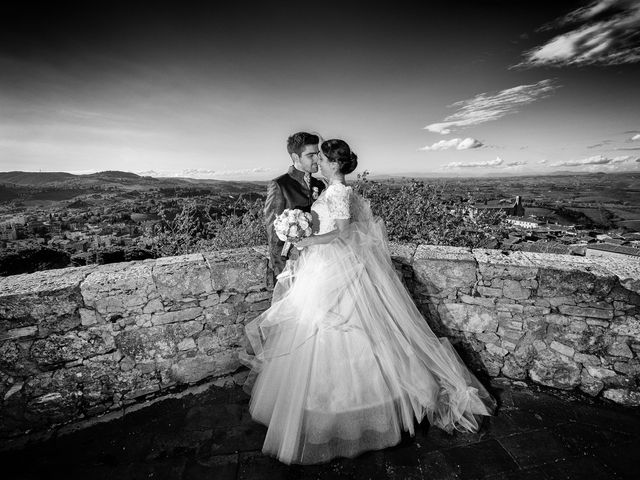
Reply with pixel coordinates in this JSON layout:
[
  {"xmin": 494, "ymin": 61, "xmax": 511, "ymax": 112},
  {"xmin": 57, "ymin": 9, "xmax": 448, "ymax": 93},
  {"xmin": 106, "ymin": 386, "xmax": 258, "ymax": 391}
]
[
  {"xmin": 352, "ymin": 172, "xmax": 508, "ymax": 248},
  {"xmin": 151, "ymin": 174, "xmax": 508, "ymax": 257},
  {"xmin": 151, "ymin": 197, "xmax": 267, "ymax": 257}
]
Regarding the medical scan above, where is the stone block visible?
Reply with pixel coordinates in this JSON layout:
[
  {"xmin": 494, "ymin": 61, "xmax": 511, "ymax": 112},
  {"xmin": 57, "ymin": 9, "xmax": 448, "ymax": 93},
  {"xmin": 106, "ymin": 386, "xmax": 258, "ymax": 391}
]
[
  {"xmin": 460, "ymin": 293, "xmax": 496, "ymax": 308},
  {"xmin": 413, "ymin": 257, "xmax": 477, "ymax": 297},
  {"xmin": 437, "ymin": 303, "xmax": 497, "ymax": 334},
  {"xmin": 203, "ymin": 248, "xmax": 268, "ymax": 292},
  {"xmin": 31, "ymin": 330, "xmax": 115, "ymax": 366},
  {"xmin": 497, "ymin": 303, "xmax": 524, "ymax": 314},
  {"xmin": 550, "ymin": 341, "xmax": 575, "ymax": 358},
  {"xmin": 388, "ymin": 242, "xmax": 418, "ymax": 264},
  {"xmin": 245, "ymin": 291, "xmax": 272, "ymax": 303},
  {"xmin": 151, "ymin": 307, "xmax": 202, "ymax": 326},
  {"xmin": 142, "ymin": 298, "xmax": 164, "ymax": 314},
  {"xmin": 169, "ymin": 350, "xmax": 240, "ymax": 384},
  {"xmin": 497, "ymin": 326, "xmax": 524, "ymax": 342},
  {"xmin": 0, "ymin": 266, "xmax": 94, "ymax": 334},
  {"xmin": 545, "ymin": 314, "xmax": 572, "ymax": 326},
  {"xmin": 602, "ymin": 388, "xmax": 640, "ymax": 406},
  {"xmin": 607, "ymin": 341, "xmax": 633, "ymax": 358},
  {"xmin": 538, "ymin": 266, "xmax": 616, "ymax": 300},
  {"xmin": 0, "ymin": 326, "xmax": 37, "ymax": 341},
  {"xmin": 529, "ymin": 348, "xmax": 581, "ymax": 390},
  {"xmin": 586, "ymin": 319, "xmax": 610, "ymax": 327},
  {"xmin": 478, "ymin": 350, "xmax": 503, "ymax": 376},
  {"xmin": 199, "ymin": 294, "xmax": 220, "ymax": 308},
  {"xmin": 502, "ymin": 280, "xmax": 530, "ymax": 300},
  {"xmin": 79, "ymin": 308, "xmax": 100, "ymax": 326},
  {"xmin": 115, "ymin": 320, "xmax": 203, "ymax": 362},
  {"xmin": 573, "ymin": 352, "xmax": 601, "ymax": 366},
  {"xmin": 486, "ymin": 343, "xmax": 508, "ymax": 357},
  {"xmin": 204, "ymin": 304, "xmax": 237, "ymax": 327},
  {"xmin": 178, "ymin": 338, "xmax": 197, "ymax": 351},
  {"xmin": 610, "ymin": 317, "xmax": 640, "ymax": 342},
  {"xmin": 197, "ymin": 331, "xmax": 223, "ymax": 355},
  {"xmin": 152, "ymin": 254, "xmax": 214, "ymax": 302},
  {"xmin": 82, "ymin": 262, "xmax": 157, "ymax": 315},
  {"xmin": 501, "ymin": 355, "xmax": 527, "ymax": 380},
  {"xmin": 477, "ymin": 286, "xmax": 502, "ymax": 297},
  {"xmin": 557, "ymin": 305, "xmax": 613, "ymax": 319},
  {"xmin": 547, "ymin": 296, "xmax": 577, "ymax": 307},
  {"xmin": 585, "ymin": 365, "xmax": 616, "ymax": 379},
  {"xmin": 473, "ymin": 249, "xmax": 537, "ymax": 281},
  {"xmin": 524, "ymin": 306, "xmax": 550, "ymax": 316},
  {"xmin": 476, "ymin": 332, "xmax": 499, "ymax": 344},
  {"xmin": 579, "ymin": 370, "xmax": 604, "ymax": 397}
]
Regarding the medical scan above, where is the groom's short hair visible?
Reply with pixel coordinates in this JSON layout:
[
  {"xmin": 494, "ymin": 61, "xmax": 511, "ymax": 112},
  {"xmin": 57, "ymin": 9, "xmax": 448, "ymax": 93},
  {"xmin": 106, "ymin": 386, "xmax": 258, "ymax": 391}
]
[{"xmin": 287, "ymin": 132, "xmax": 319, "ymax": 156}]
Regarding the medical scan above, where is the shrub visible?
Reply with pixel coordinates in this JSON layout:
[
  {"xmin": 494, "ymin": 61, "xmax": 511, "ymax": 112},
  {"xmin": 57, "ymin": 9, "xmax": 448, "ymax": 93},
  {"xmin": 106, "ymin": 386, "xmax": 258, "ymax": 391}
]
[
  {"xmin": 152, "ymin": 197, "xmax": 267, "ymax": 257},
  {"xmin": 352, "ymin": 171, "xmax": 508, "ymax": 248}
]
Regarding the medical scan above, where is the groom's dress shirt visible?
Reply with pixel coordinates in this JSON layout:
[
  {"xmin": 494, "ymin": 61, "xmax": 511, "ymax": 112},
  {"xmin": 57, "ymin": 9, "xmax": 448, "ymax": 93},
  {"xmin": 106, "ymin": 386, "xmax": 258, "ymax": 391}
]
[{"xmin": 264, "ymin": 165, "xmax": 326, "ymax": 281}]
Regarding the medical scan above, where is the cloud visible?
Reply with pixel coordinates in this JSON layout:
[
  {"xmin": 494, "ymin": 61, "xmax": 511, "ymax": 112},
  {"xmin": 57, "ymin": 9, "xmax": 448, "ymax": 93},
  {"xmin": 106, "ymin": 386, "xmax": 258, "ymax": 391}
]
[
  {"xmin": 515, "ymin": 0, "xmax": 640, "ymax": 67},
  {"xmin": 549, "ymin": 154, "xmax": 633, "ymax": 167},
  {"xmin": 419, "ymin": 137, "xmax": 483, "ymax": 151},
  {"xmin": 135, "ymin": 167, "xmax": 273, "ymax": 179},
  {"xmin": 424, "ymin": 80, "xmax": 558, "ymax": 134},
  {"xmin": 632, "ymin": 133, "xmax": 640, "ymax": 140},
  {"xmin": 506, "ymin": 161, "xmax": 528, "ymax": 167},
  {"xmin": 444, "ymin": 156, "xmax": 504, "ymax": 169},
  {"xmin": 538, "ymin": 159, "xmax": 547, "ymax": 164}
]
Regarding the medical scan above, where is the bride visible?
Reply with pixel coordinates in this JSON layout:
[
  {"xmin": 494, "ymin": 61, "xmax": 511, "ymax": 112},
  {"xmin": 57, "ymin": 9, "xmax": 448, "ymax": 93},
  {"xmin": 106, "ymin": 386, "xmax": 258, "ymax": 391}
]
[{"xmin": 241, "ymin": 139, "xmax": 496, "ymax": 465}]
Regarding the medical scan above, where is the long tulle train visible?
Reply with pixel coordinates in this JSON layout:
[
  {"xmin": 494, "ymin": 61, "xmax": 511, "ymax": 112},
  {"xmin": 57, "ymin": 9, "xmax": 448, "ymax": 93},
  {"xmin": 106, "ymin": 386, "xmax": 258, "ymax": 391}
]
[{"xmin": 241, "ymin": 215, "xmax": 495, "ymax": 465}]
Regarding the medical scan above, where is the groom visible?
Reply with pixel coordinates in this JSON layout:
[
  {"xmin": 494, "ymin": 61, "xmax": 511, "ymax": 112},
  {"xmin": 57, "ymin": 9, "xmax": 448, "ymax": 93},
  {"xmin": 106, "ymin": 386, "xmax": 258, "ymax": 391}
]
[{"xmin": 264, "ymin": 131, "xmax": 326, "ymax": 284}]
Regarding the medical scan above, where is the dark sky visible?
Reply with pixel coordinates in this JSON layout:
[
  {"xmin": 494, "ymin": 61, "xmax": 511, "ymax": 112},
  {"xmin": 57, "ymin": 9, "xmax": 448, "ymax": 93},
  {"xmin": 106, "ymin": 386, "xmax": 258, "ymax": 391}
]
[{"xmin": 1, "ymin": 1, "xmax": 639, "ymax": 178}]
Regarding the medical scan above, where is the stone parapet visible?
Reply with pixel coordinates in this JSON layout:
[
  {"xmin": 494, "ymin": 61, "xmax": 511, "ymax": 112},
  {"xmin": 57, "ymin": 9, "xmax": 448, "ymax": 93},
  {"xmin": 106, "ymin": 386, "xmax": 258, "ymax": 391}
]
[
  {"xmin": 1, "ymin": 243, "xmax": 639, "ymax": 440},
  {"xmin": 407, "ymin": 246, "xmax": 640, "ymax": 407},
  {"xmin": 0, "ymin": 247, "xmax": 269, "ymax": 439}
]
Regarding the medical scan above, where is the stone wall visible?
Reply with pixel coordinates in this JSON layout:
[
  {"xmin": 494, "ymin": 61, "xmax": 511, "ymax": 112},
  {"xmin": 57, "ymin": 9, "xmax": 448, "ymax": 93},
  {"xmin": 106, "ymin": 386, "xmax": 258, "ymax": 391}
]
[
  {"xmin": 1, "ymin": 244, "xmax": 639, "ymax": 440},
  {"xmin": 0, "ymin": 248, "xmax": 271, "ymax": 439},
  {"xmin": 403, "ymin": 245, "xmax": 640, "ymax": 407}
]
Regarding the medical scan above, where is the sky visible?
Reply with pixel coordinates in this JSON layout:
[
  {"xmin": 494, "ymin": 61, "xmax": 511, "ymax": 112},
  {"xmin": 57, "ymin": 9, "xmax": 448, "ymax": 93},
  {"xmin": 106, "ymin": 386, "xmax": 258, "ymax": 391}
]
[{"xmin": 1, "ymin": 0, "xmax": 639, "ymax": 180}]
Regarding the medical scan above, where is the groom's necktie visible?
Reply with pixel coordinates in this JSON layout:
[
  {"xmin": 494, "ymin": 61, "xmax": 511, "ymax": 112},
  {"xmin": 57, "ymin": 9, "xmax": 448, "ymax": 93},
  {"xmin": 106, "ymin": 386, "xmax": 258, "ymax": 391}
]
[{"xmin": 303, "ymin": 172, "xmax": 311, "ymax": 188}]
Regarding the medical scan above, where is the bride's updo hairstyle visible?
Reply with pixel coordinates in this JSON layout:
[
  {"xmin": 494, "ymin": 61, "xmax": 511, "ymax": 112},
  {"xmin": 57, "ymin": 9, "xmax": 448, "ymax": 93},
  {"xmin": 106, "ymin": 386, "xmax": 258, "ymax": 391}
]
[{"xmin": 321, "ymin": 139, "xmax": 358, "ymax": 175}]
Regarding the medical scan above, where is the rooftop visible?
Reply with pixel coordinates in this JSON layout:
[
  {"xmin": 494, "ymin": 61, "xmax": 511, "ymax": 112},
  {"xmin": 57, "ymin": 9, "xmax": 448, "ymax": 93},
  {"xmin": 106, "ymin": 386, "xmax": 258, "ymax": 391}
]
[{"xmin": 2, "ymin": 379, "xmax": 638, "ymax": 480}]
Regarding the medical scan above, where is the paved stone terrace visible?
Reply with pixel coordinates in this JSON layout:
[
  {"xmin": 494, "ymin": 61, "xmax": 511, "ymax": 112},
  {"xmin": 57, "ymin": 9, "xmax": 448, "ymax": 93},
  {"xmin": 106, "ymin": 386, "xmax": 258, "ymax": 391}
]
[{"xmin": 1, "ymin": 379, "xmax": 639, "ymax": 480}]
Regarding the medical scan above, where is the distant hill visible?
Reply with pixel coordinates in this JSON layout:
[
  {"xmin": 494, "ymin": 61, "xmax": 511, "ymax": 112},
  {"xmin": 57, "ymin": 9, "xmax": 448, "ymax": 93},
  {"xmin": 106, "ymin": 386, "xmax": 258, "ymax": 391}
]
[
  {"xmin": 0, "ymin": 171, "xmax": 77, "ymax": 185},
  {"xmin": 85, "ymin": 170, "xmax": 145, "ymax": 180},
  {"xmin": 0, "ymin": 170, "xmax": 268, "ymax": 202}
]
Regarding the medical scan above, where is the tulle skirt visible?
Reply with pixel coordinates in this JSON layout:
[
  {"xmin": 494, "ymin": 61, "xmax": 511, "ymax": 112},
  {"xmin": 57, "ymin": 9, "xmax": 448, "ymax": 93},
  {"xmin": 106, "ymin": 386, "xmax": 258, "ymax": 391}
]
[{"xmin": 241, "ymin": 220, "xmax": 496, "ymax": 465}]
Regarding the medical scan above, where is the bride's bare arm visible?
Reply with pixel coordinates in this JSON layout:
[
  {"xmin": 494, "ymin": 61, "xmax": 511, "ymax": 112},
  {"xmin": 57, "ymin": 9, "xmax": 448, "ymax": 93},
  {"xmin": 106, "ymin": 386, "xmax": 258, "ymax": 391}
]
[{"xmin": 295, "ymin": 219, "xmax": 349, "ymax": 248}]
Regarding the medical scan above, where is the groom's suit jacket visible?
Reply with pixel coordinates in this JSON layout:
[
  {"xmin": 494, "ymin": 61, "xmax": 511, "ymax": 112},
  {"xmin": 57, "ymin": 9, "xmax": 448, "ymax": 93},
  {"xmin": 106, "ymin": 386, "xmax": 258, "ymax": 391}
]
[{"xmin": 264, "ymin": 165, "xmax": 326, "ymax": 282}]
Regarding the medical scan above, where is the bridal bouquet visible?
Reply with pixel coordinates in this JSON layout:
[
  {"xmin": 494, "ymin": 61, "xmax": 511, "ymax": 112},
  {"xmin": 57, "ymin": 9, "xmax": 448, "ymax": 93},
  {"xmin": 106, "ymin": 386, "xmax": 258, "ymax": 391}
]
[{"xmin": 274, "ymin": 209, "xmax": 313, "ymax": 256}]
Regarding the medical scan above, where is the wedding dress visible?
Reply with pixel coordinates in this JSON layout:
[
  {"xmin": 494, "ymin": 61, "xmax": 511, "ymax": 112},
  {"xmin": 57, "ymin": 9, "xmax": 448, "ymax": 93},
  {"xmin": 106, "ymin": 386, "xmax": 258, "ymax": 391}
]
[{"xmin": 242, "ymin": 183, "xmax": 495, "ymax": 465}]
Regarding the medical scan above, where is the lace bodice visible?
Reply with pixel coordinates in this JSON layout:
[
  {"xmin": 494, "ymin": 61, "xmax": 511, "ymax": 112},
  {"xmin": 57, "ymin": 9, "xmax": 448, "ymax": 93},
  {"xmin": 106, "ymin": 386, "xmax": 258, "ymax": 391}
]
[{"xmin": 311, "ymin": 183, "xmax": 352, "ymax": 235}]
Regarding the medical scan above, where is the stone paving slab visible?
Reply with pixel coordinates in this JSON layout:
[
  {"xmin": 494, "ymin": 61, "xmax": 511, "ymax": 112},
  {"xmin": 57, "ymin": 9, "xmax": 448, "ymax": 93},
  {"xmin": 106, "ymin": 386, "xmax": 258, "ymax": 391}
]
[{"xmin": 1, "ymin": 379, "xmax": 639, "ymax": 480}]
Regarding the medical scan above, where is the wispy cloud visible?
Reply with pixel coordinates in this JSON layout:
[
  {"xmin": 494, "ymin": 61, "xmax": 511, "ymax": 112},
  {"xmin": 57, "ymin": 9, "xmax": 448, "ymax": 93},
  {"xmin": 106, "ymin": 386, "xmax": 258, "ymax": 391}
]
[
  {"xmin": 515, "ymin": 0, "xmax": 640, "ymax": 68},
  {"xmin": 632, "ymin": 133, "xmax": 640, "ymax": 141},
  {"xmin": 506, "ymin": 161, "xmax": 528, "ymax": 167},
  {"xmin": 419, "ymin": 137, "xmax": 483, "ymax": 151},
  {"xmin": 424, "ymin": 80, "xmax": 558, "ymax": 134},
  {"xmin": 444, "ymin": 156, "xmax": 503, "ymax": 169},
  {"xmin": 135, "ymin": 168, "xmax": 273, "ymax": 179},
  {"xmin": 549, "ymin": 154, "xmax": 633, "ymax": 167}
]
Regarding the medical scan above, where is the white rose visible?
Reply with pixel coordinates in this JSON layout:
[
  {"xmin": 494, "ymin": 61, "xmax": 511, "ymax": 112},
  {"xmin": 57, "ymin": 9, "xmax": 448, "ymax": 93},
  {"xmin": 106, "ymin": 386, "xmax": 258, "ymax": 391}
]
[
  {"xmin": 304, "ymin": 227, "xmax": 312, "ymax": 236},
  {"xmin": 298, "ymin": 219, "xmax": 309, "ymax": 230},
  {"xmin": 288, "ymin": 225, "xmax": 299, "ymax": 237}
]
